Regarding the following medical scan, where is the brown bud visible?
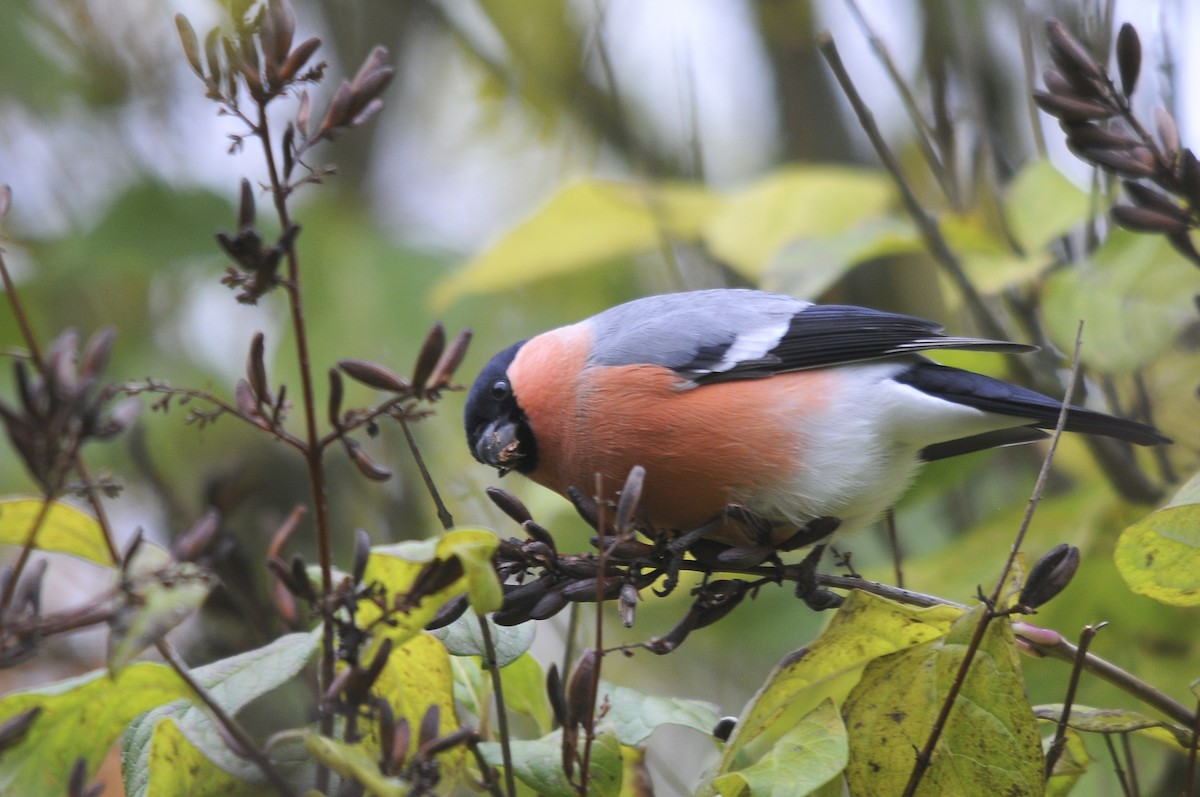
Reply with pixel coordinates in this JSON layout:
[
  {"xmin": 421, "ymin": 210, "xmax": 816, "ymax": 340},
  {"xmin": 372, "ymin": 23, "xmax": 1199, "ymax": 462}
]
[
  {"xmin": 0, "ymin": 707, "xmax": 40, "ymax": 751},
  {"xmin": 344, "ymin": 439, "xmax": 392, "ymax": 482},
  {"xmin": 320, "ymin": 80, "xmax": 353, "ymax": 132},
  {"xmin": 80, "ymin": 327, "xmax": 117, "ymax": 384},
  {"xmin": 1033, "ymin": 91, "xmax": 1114, "ymax": 122},
  {"xmin": 1156, "ymin": 107, "xmax": 1180, "ymax": 162},
  {"xmin": 377, "ymin": 701, "xmax": 396, "ymax": 771},
  {"xmin": 529, "ymin": 587, "xmax": 568, "ymax": 620},
  {"xmin": 1180, "ymin": 150, "xmax": 1200, "ymax": 207},
  {"xmin": 416, "ymin": 727, "xmax": 475, "ymax": 762},
  {"xmin": 327, "ymin": 368, "xmax": 343, "ymax": 427},
  {"xmin": 418, "ymin": 705, "xmax": 440, "ymax": 750},
  {"xmin": 297, "ymin": 89, "xmax": 312, "ymax": 139},
  {"xmin": 1065, "ymin": 122, "xmax": 1139, "ymax": 151},
  {"xmin": 390, "ymin": 716, "xmax": 411, "ymax": 771},
  {"xmin": 411, "ymin": 323, "xmax": 445, "ymax": 393},
  {"xmin": 1115, "ymin": 23, "xmax": 1142, "ymax": 98},
  {"xmin": 1112, "ymin": 204, "xmax": 1189, "ymax": 234},
  {"xmin": 1123, "ymin": 181, "xmax": 1190, "ymax": 220},
  {"xmin": 562, "ymin": 576, "xmax": 622, "ymax": 602},
  {"xmin": 566, "ymin": 485, "xmax": 599, "ymax": 530},
  {"xmin": 264, "ymin": 0, "xmax": 295, "ymax": 71},
  {"xmin": 426, "ymin": 328, "xmax": 472, "ymax": 392},
  {"xmin": 1166, "ymin": 230, "xmax": 1200, "ymax": 268},
  {"xmin": 363, "ymin": 638, "xmax": 393, "ymax": 689},
  {"xmin": 352, "ymin": 528, "xmax": 371, "ymax": 584},
  {"xmin": 175, "ymin": 15, "xmax": 203, "ymax": 78},
  {"xmin": 337, "ymin": 359, "xmax": 411, "ymax": 393},
  {"xmin": 566, "ymin": 649, "xmax": 599, "ymax": 733},
  {"xmin": 1045, "ymin": 20, "xmax": 1104, "ymax": 88},
  {"xmin": 614, "ymin": 465, "xmax": 644, "ymax": 535},
  {"xmin": 279, "ymin": 37, "xmax": 321, "ymax": 84},
  {"xmin": 486, "ymin": 486, "xmax": 533, "ymax": 525},
  {"xmin": 234, "ymin": 379, "xmax": 260, "ymax": 417},
  {"xmin": 1083, "ymin": 146, "xmax": 1157, "ymax": 177},
  {"xmin": 522, "ymin": 520, "xmax": 556, "ymax": 550},
  {"xmin": 424, "ymin": 594, "xmax": 468, "ymax": 630},
  {"xmin": 203, "ymin": 28, "xmax": 222, "ymax": 86},
  {"xmin": 1019, "ymin": 544, "xmax": 1080, "ymax": 609},
  {"xmin": 173, "ymin": 508, "xmax": 221, "ymax": 562},
  {"xmin": 246, "ymin": 332, "xmax": 269, "ymax": 403}
]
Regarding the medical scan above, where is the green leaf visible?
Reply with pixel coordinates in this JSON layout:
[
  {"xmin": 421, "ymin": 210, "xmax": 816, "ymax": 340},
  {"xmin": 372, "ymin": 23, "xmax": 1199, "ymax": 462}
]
[
  {"xmin": 763, "ymin": 218, "xmax": 921, "ymax": 298},
  {"xmin": 304, "ymin": 733, "xmax": 405, "ymax": 797},
  {"xmin": 1042, "ymin": 229, "xmax": 1200, "ymax": 373},
  {"xmin": 108, "ymin": 556, "xmax": 217, "ymax": 672},
  {"xmin": 1044, "ymin": 728, "xmax": 1090, "ymax": 797},
  {"xmin": 1034, "ymin": 704, "xmax": 1192, "ymax": 751},
  {"xmin": 0, "ymin": 498, "xmax": 115, "ymax": 566},
  {"xmin": 598, "ymin": 681, "xmax": 721, "ymax": 746},
  {"xmin": 718, "ymin": 591, "xmax": 960, "ymax": 772},
  {"xmin": 704, "ymin": 166, "xmax": 895, "ymax": 280},
  {"xmin": 841, "ymin": 607, "xmax": 1044, "ymax": 796},
  {"xmin": 1006, "ymin": 161, "xmax": 1092, "ymax": 253},
  {"xmin": 433, "ymin": 179, "xmax": 721, "ymax": 307},
  {"xmin": 499, "ymin": 653, "xmax": 553, "ymax": 735},
  {"xmin": 0, "ymin": 663, "xmax": 191, "ymax": 795},
  {"xmin": 713, "ymin": 700, "xmax": 847, "ymax": 797},
  {"xmin": 123, "ymin": 630, "xmax": 320, "ymax": 795},
  {"xmin": 478, "ymin": 730, "xmax": 623, "ymax": 797},
  {"xmin": 1115, "ymin": 470, "xmax": 1200, "ymax": 606},
  {"xmin": 430, "ymin": 612, "xmax": 534, "ymax": 667}
]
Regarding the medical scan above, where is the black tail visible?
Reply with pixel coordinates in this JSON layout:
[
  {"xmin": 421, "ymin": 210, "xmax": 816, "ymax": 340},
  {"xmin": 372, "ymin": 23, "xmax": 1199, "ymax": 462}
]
[{"xmin": 896, "ymin": 362, "xmax": 1171, "ymax": 458}]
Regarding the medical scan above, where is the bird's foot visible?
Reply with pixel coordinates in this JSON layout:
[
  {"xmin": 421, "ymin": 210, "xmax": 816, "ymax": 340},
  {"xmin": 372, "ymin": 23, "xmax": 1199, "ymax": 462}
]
[{"xmin": 794, "ymin": 543, "xmax": 843, "ymax": 611}]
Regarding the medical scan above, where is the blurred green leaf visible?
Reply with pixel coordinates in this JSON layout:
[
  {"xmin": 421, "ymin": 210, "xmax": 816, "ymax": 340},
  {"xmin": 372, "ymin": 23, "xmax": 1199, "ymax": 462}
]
[
  {"xmin": 433, "ymin": 179, "xmax": 721, "ymax": 308},
  {"xmin": 842, "ymin": 607, "xmax": 1043, "ymax": 796},
  {"xmin": 108, "ymin": 558, "xmax": 216, "ymax": 672},
  {"xmin": 1034, "ymin": 704, "xmax": 1192, "ymax": 751},
  {"xmin": 1042, "ymin": 229, "xmax": 1200, "ymax": 373},
  {"xmin": 598, "ymin": 681, "xmax": 720, "ymax": 746},
  {"xmin": 1115, "ymin": 470, "xmax": 1200, "ymax": 606},
  {"xmin": 430, "ymin": 612, "xmax": 534, "ymax": 667},
  {"xmin": 763, "ymin": 218, "xmax": 920, "ymax": 299},
  {"xmin": 499, "ymin": 653, "xmax": 553, "ymax": 735},
  {"xmin": 713, "ymin": 700, "xmax": 847, "ymax": 797},
  {"xmin": 478, "ymin": 0, "xmax": 582, "ymax": 122},
  {"xmin": 704, "ymin": 166, "xmax": 894, "ymax": 280},
  {"xmin": 1006, "ymin": 161, "xmax": 1091, "ymax": 253},
  {"xmin": 478, "ymin": 730, "xmax": 623, "ymax": 797}
]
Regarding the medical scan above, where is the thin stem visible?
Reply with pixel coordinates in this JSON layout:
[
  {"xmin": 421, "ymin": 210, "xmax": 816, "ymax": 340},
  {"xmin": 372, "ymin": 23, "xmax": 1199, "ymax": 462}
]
[
  {"xmin": 466, "ymin": 737, "xmax": 506, "ymax": 797},
  {"xmin": 902, "ymin": 325, "xmax": 1083, "ymax": 797},
  {"xmin": 0, "ymin": 251, "xmax": 44, "ymax": 368},
  {"xmin": 477, "ymin": 616, "xmax": 516, "ymax": 797},
  {"xmin": 1017, "ymin": 0, "xmax": 1048, "ymax": 160},
  {"xmin": 399, "ymin": 415, "xmax": 453, "ymax": 530},
  {"xmin": 254, "ymin": 99, "xmax": 337, "ymax": 778},
  {"xmin": 1186, "ymin": 694, "xmax": 1200, "ymax": 796},
  {"xmin": 1104, "ymin": 733, "xmax": 1134, "ymax": 796},
  {"xmin": 157, "ymin": 640, "xmax": 297, "ymax": 797},
  {"xmin": 1044, "ymin": 622, "xmax": 1105, "ymax": 777}
]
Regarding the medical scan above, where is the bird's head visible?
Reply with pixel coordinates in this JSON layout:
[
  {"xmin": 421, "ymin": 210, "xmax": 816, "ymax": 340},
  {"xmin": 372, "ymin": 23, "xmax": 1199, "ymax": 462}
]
[{"xmin": 463, "ymin": 340, "xmax": 537, "ymax": 476}]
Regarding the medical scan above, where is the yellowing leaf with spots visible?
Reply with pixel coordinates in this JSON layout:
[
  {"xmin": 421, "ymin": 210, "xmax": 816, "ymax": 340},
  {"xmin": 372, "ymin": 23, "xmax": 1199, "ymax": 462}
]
[{"xmin": 1115, "ymin": 470, "xmax": 1200, "ymax": 606}]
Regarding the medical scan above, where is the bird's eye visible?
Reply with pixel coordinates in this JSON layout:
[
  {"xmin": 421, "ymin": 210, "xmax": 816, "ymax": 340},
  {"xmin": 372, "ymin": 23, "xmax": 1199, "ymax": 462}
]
[{"xmin": 490, "ymin": 380, "xmax": 511, "ymax": 400}]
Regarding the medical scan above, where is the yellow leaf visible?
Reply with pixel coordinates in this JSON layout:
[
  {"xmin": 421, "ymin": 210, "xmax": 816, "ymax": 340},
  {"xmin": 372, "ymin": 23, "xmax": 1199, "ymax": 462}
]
[
  {"xmin": 0, "ymin": 498, "xmax": 115, "ymax": 566},
  {"xmin": 704, "ymin": 166, "xmax": 894, "ymax": 280},
  {"xmin": 433, "ymin": 179, "xmax": 721, "ymax": 308},
  {"xmin": 1115, "ymin": 470, "xmax": 1200, "ymax": 606}
]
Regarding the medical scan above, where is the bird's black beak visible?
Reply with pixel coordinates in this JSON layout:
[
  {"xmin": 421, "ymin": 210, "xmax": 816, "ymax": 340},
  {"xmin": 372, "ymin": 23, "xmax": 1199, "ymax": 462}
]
[{"xmin": 474, "ymin": 418, "xmax": 525, "ymax": 475}]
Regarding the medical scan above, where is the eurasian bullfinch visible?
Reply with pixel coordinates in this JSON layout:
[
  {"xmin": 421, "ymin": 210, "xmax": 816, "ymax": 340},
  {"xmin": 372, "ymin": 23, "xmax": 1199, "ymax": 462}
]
[{"xmin": 464, "ymin": 289, "xmax": 1168, "ymax": 547}]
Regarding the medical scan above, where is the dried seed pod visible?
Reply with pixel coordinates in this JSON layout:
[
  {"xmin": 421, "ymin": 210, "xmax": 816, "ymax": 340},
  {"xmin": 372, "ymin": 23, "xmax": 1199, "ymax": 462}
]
[
  {"xmin": 1111, "ymin": 204, "xmax": 1190, "ymax": 234},
  {"xmin": 562, "ymin": 576, "xmax": 622, "ymax": 602},
  {"xmin": 411, "ymin": 323, "xmax": 445, "ymax": 393},
  {"xmin": 337, "ymin": 359, "xmax": 411, "ymax": 393},
  {"xmin": 558, "ymin": 558, "xmax": 600, "ymax": 579},
  {"xmin": 614, "ymin": 465, "xmax": 644, "ymax": 535},
  {"xmin": 1041, "ymin": 68, "xmax": 1074, "ymax": 96},
  {"xmin": 1019, "ymin": 544, "xmax": 1081, "ymax": 609},
  {"xmin": 280, "ymin": 37, "xmax": 321, "ymax": 84},
  {"xmin": 297, "ymin": 89, "xmax": 312, "ymax": 139},
  {"xmin": 175, "ymin": 15, "xmax": 203, "ymax": 77},
  {"xmin": 352, "ymin": 528, "xmax": 371, "ymax": 584},
  {"xmin": 528, "ymin": 586, "xmax": 568, "ymax": 620},
  {"xmin": 1123, "ymin": 181, "xmax": 1190, "ymax": 220},
  {"xmin": 246, "ymin": 332, "xmax": 269, "ymax": 404},
  {"xmin": 1156, "ymin": 107, "xmax": 1181, "ymax": 162},
  {"xmin": 390, "ymin": 716, "xmax": 411, "ymax": 770},
  {"xmin": 264, "ymin": 0, "xmax": 295, "ymax": 71},
  {"xmin": 203, "ymin": 28, "xmax": 222, "ymax": 87},
  {"xmin": 173, "ymin": 508, "xmax": 221, "ymax": 562},
  {"xmin": 424, "ymin": 594, "xmax": 469, "ymax": 630},
  {"xmin": 290, "ymin": 554, "xmax": 316, "ymax": 601},
  {"xmin": 1166, "ymin": 229, "xmax": 1200, "ymax": 267},
  {"xmin": 566, "ymin": 649, "xmax": 599, "ymax": 733},
  {"xmin": 417, "ymin": 727, "xmax": 475, "ymax": 762},
  {"xmin": 321, "ymin": 80, "xmax": 353, "ymax": 132},
  {"xmin": 346, "ymin": 442, "xmax": 395, "ymax": 484},
  {"xmin": 1065, "ymin": 122, "xmax": 1139, "ymax": 151},
  {"xmin": 1115, "ymin": 23, "xmax": 1141, "ymax": 98},
  {"xmin": 715, "ymin": 545, "xmax": 775, "ymax": 569},
  {"xmin": 234, "ymin": 379, "xmax": 259, "ymax": 417},
  {"xmin": 363, "ymin": 638, "xmax": 393, "ymax": 689},
  {"xmin": 377, "ymin": 701, "xmax": 396, "ymax": 771},
  {"xmin": 500, "ymin": 577, "xmax": 555, "ymax": 613},
  {"xmin": 426, "ymin": 328, "xmax": 472, "ymax": 392},
  {"xmin": 619, "ymin": 581, "xmax": 638, "ymax": 628},
  {"xmin": 402, "ymin": 558, "xmax": 464, "ymax": 607},
  {"xmin": 566, "ymin": 485, "xmax": 599, "ymax": 530},
  {"xmin": 1083, "ymin": 146, "xmax": 1157, "ymax": 177},
  {"xmin": 1045, "ymin": 20, "xmax": 1104, "ymax": 88},
  {"xmin": 327, "ymin": 368, "xmax": 343, "ymax": 427},
  {"xmin": 418, "ymin": 705, "xmax": 440, "ymax": 751},
  {"xmin": 522, "ymin": 520, "xmax": 556, "ymax": 550},
  {"xmin": 80, "ymin": 327, "xmax": 116, "ymax": 385},
  {"xmin": 1033, "ymin": 91, "xmax": 1115, "ymax": 122},
  {"xmin": 486, "ymin": 486, "xmax": 533, "ymax": 525}
]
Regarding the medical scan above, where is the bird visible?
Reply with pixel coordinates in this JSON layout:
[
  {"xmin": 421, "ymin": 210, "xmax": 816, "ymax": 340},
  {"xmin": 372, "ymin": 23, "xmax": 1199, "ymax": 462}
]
[{"xmin": 464, "ymin": 289, "xmax": 1169, "ymax": 554}]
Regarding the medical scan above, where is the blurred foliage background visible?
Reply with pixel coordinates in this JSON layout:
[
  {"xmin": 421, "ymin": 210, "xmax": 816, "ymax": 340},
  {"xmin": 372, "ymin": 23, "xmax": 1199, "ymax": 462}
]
[{"xmin": 2, "ymin": 0, "xmax": 1199, "ymax": 794}]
